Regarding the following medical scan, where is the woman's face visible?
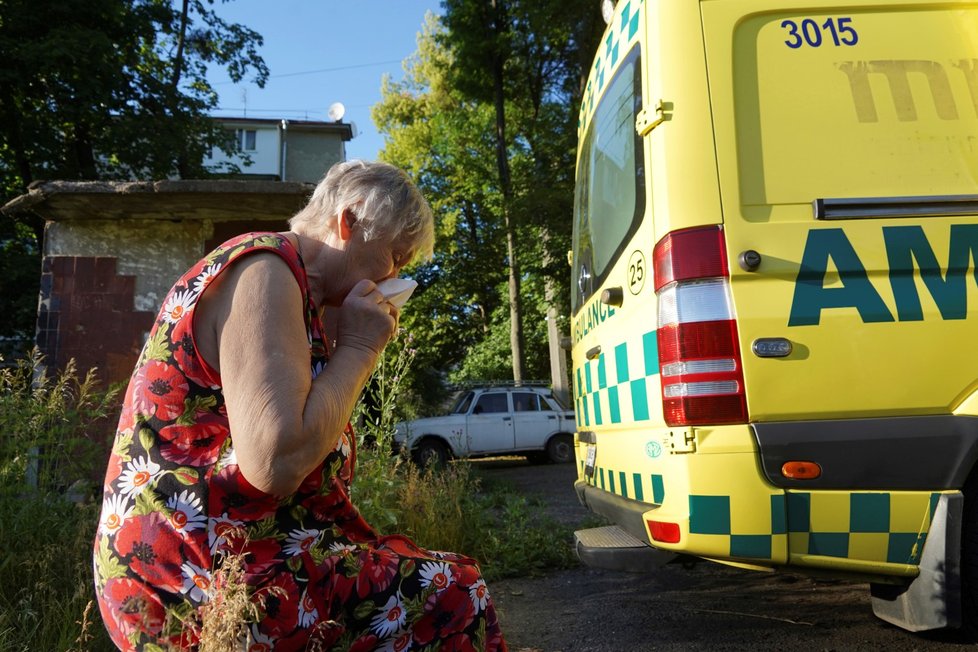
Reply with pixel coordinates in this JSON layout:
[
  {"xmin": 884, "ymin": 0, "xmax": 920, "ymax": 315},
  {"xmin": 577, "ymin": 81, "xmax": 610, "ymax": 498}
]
[{"xmin": 348, "ymin": 231, "xmax": 413, "ymax": 283}]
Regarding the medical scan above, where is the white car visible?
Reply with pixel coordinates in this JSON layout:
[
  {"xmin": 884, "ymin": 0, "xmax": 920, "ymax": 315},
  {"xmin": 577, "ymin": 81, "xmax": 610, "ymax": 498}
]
[{"xmin": 393, "ymin": 385, "xmax": 576, "ymax": 466}]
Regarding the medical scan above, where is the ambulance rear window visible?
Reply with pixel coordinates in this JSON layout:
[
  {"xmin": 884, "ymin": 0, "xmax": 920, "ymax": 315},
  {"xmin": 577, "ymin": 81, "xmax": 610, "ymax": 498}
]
[{"xmin": 573, "ymin": 47, "xmax": 645, "ymax": 313}]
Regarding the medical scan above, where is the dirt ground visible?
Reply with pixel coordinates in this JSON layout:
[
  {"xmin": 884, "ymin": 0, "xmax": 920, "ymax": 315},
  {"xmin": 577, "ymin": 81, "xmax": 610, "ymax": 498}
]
[{"xmin": 471, "ymin": 458, "xmax": 968, "ymax": 652}]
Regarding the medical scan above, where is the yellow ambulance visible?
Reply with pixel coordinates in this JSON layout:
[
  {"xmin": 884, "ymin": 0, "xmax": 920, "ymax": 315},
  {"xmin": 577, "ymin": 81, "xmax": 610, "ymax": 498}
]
[{"xmin": 571, "ymin": 0, "xmax": 978, "ymax": 634}]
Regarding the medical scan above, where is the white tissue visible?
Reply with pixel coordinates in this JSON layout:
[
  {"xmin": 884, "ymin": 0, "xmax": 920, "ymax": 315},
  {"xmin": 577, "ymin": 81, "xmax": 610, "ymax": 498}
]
[{"xmin": 376, "ymin": 278, "xmax": 418, "ymax": 309}]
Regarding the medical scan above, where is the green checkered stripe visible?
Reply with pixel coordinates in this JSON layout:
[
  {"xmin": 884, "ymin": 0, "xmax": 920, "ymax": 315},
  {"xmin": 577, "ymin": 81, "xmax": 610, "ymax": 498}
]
[
  {"xmin": 588, "ymin": 464, "xmax": 666, "ymax": 506},
  {"xmin": 574, "ymin": 330, "xmax": 658, "ymax": 429},
  {"xmin": 786, "ymin": 491, "xmax": 939, "ymax": 565},
  {"xmin": 688, "ymin": 494, "xmax": 786, "ymax": 560},
  {"xmin": 578, "ymin": 0, "xmax": 643, "ymax": 137},
  {"xmin": 687, "ymin": 491, "xmax": 940, "ymax": 564}
]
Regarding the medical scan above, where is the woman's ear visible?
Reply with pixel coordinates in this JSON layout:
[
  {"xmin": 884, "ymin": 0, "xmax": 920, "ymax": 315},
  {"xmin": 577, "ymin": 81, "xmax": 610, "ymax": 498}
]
[{"xmin": 337, "ymin": 207, "xmax": 358, "ymax": 241}]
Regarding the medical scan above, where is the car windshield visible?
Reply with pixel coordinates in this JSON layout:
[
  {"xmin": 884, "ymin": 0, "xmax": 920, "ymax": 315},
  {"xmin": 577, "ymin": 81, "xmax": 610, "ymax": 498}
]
[
  {"xmin": 451, "ymin": 392, "xmax": 474, "ymax": 414},
  {"xmin": 546, "ymin": 391, "xmax": 569, "ymax": 410}
]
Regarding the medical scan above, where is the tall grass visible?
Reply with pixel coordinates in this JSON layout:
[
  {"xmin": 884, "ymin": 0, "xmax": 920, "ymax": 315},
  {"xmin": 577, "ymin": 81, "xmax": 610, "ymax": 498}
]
[
  {"xmin": 0, "ymin": 351, "xmax": 118, "ymax": 651},
  {"xmin": 351, "ymin": 331, "xmax": 577, "ymax": 580}
]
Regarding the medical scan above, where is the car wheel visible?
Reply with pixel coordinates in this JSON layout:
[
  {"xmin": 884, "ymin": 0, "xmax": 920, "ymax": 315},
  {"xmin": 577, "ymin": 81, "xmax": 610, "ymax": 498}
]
[
  {"xmin": 413, "ymin": 439, "xmax": 449, "ymax": 469},
  {"xmin": 546, "ymin": 434, "xmax": 574, "ymax": 464}
]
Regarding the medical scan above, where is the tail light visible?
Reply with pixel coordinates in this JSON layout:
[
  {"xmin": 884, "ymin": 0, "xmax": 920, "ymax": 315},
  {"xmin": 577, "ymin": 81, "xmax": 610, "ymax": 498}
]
[{"xmin": 654, "ymin": 226, "xmax": 747, "ymax": 426}]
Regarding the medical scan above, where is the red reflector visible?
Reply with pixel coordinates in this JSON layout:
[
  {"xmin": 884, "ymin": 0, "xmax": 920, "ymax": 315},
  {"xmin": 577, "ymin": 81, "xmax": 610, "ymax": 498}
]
[
  {"xmin": 648, "ymin": 520, "xmax": 681, "ymax": 544},
  {"xmin": 657, "ymin": 320, "xmax": 740, "ymax": 362},
  {"xmin": 782, "ymin": 461, "xmax": 822, "ymax": 479},
  {"xmin": 653, "ymin": 226, "xmax": 728, "ymax": 291},
  {"xmin": 663, "ymin": 394, "xmax": 748, "ymax": 426}
]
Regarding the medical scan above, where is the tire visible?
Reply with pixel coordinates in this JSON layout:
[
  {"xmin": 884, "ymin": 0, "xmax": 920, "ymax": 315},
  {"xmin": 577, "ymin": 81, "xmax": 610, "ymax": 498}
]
[
  {"xmin": 412, "ymin": 439, "xmax": 449, "ymax": 469},
  {"xmin": 546, "ymin": 434, "xmax": 574, "ymax": 464}
]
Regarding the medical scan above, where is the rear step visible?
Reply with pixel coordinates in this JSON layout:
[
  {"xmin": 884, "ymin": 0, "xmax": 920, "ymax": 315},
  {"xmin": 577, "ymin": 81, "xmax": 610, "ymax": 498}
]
[{"xmin": 574, "ymin": 525, "xmax": 676, "ymax": 572}]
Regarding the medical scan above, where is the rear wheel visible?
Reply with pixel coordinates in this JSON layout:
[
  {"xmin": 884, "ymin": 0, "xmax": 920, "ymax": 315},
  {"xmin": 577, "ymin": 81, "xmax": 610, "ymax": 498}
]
[
  {"xmin": 546, "ymin": 434, "xmax": 574, "ymax": 464},
  {"xmin": 412, "ymin": 439, "xmax": 448, "ymax": 469}
]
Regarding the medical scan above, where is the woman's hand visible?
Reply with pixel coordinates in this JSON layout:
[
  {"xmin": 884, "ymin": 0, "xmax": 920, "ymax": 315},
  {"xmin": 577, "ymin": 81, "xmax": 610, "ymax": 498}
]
[{"xmin": 336, "ymin": 279, "xmax": 399, "ymax": 356}]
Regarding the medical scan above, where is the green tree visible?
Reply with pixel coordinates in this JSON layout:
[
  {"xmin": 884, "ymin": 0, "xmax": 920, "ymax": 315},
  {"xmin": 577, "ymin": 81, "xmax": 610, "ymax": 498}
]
[
  {"xmin": 374, "ymin": 3, "xmax": 604, "ymax": 411},
  {"xmin": 0, "ymin": 0, "xmax": 268, "ymax": 356}
]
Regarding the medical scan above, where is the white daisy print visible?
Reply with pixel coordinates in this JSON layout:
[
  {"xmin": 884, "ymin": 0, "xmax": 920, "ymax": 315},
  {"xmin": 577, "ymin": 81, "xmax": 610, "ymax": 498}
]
[
  {"xmin": 181, "ymin": 561, "xmax": 212, "ymax": 603},
  {"xmin": 378, "ymin": 631, "xmax": 413, "ymax": 652},
  {"xmin": 217, "ymin": 445, "xmax": 238, "ymax": 469},
  {"xmin": 298, "ymin": 588, "xmax": 318, "ymax": 628},
  {"xmin": 246, "ymin": 625, "xmax": 274, "ymax": 652},
  {"xmin": 469, "ymin": 578, "xmax": 489, "ymax": 611},
  {"xmin": 166, "ymin": 490, "xmax": 207, "ymax": 535},
  {"xmin": 371, "ymin": 594, "xmax": 407, "ymax": 638},
  {"xmin": 118, "ymin": 456, "xmax": 161, "ymax": 497},
  {"xmin": 99, "ymin": 493, "xmax": 133, "ymax": 536},
  {"xmin": 418, "ymin": 561, "xmax": 454, "ymax": 592},
  {"xmin": 283, "ymin": 528, "xmax": 321, "ymax": 556},
  {"xmin": 208, "ymin": 513, "xmax": 245, "ymax": 554},
  {"xmin": 328, "ymin": 541, "xmax": 357, "ymax": 556},
  {"xmin": 162, "ymin": 289, "xmax": 195, "ymax": 324},
  {"xmin": 192, "ymin": 263, "xmax": 222, "ymax": 295}
]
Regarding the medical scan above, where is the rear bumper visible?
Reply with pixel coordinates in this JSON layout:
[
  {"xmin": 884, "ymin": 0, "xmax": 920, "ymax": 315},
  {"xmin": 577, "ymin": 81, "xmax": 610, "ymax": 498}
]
[{"xmin": 575, "ymin": 479, "xmax": 657, "ymax": 544}]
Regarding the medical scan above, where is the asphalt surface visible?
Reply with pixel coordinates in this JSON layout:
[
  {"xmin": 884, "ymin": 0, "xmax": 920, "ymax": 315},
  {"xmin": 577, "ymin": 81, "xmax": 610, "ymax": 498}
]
[{"xmin": 472, "ymin": 458, "xmax": 968, "ymax": 652}]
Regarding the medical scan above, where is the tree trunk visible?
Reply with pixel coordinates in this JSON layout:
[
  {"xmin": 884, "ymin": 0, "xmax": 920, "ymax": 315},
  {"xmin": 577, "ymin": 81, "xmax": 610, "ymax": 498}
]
[
  {"xmin": 490, "ymin": 0, "xmax": 526, "ymax": 383},
  {"xmin": 171, "ymin": 0, "xmax": 191, "ymax": 177}
]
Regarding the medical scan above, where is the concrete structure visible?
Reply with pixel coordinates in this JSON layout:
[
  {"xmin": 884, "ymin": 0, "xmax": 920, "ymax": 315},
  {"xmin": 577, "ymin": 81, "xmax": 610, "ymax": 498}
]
[
  {"xmin": 204, "ymin": 117, "xmax": 355, "ymax": 183},
  {"xmin": 2, "ymin": 180, "xmax": 313, "ymax": 387}
]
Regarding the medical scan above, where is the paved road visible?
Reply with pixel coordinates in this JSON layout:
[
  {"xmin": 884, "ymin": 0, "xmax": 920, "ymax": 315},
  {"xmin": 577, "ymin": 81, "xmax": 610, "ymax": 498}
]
[{"xmin": 472, "ymin": 458, "xmax": 967, "ymax": 652}]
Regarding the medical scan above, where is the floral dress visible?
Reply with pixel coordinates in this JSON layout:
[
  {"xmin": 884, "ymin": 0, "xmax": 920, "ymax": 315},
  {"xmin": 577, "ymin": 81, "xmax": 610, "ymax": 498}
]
[{"xmin": 93, "ymin": 232, "xmax": 507, "ymax": 651}]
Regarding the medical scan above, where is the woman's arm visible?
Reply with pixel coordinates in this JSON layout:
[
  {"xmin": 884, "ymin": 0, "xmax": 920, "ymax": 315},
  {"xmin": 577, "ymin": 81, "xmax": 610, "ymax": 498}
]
[{"xmin": 199, "ymin": 253, "xmax": 394, "ymax": 496}]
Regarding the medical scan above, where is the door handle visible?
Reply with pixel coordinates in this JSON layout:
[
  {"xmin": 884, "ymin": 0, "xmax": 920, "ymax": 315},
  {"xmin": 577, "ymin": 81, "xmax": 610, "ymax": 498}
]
[{"xmin": 586, "ymin": 345, "xmax": 601, "ymax": 360}]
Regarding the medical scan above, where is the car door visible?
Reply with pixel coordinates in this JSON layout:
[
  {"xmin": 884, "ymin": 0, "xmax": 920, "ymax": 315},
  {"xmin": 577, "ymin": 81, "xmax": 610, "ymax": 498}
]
[
  {"xmin": 465, "ymin": 391, "xmax": 515, "ymax": 454},
  {"xmin": 511, "ymin": 391, "xmax": 556, "ymax": 449}
]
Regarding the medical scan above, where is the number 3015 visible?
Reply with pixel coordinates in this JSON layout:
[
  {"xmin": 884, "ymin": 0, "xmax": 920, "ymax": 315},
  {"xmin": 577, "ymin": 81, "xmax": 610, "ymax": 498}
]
[{"xmin": 781, "ymin": 17, "xmax": 858, "ymax": 48}]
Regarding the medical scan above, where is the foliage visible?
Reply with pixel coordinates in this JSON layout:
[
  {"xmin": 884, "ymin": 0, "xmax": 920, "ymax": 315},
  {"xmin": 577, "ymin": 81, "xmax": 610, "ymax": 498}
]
[
  {"xmin": 351, "ymin": 332, "xmax": 577, "ymax": 579},
  {"xmin": 0, "ymin": 350, "xmax": 119, "ymax": 494},
  {"xmin": 0, "ymin": 220, "xmax": 40, "ymax": 360},
  {"xmin": 0, "ymin": 352, "xmax": 118, "ymax": 651},
  {"xmin": 0, "ymin": 0, "xmax": 269, "ymax": 350},
  {"xmin": 374, "ymin": 3, "xmax": 605, "ymax": 412}
]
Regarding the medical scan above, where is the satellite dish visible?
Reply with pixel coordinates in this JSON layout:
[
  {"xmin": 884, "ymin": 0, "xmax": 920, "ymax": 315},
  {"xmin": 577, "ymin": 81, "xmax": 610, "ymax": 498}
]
[
  {"xmin": 327, "ymin": 102, "xmax": 346, "ymax": 122},
  {"xmin": 601, "ymin": 0, "xmax": 615, "ymax": 25}
]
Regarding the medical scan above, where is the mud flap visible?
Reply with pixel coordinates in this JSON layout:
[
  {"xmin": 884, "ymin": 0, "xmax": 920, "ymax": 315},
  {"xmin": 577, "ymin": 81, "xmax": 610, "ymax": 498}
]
[
  {"xmin": 575, "ymin": 525, "xmax": 677, "ymax": 572},
  {"xmin": 870, "ymin": 494, "xmax": 962, "ymax": 631}
]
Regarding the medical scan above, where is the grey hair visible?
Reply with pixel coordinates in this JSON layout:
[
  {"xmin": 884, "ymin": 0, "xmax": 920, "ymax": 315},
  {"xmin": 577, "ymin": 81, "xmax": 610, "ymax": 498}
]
[{"xmin": 289, "ymin": 160, "xmax": 435, "ymax": 262}]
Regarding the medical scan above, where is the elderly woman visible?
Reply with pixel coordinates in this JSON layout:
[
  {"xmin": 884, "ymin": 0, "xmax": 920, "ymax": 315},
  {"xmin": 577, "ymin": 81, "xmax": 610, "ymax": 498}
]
[{"xmin": 93, "ymin": 161, "xmax": 507, "ymax": 651}]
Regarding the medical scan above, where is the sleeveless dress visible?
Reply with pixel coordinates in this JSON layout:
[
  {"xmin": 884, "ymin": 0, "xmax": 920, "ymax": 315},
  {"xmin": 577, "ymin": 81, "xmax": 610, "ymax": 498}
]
[{"xmin": 93, "ymin": 232, "xmax": 507, "ymax": 651}]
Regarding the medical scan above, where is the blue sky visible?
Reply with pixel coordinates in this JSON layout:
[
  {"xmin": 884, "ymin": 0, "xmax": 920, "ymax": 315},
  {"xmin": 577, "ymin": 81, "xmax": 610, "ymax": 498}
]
[{"xmin": 207, "ymin": 1, "xmax": 441, "ymax": 161}]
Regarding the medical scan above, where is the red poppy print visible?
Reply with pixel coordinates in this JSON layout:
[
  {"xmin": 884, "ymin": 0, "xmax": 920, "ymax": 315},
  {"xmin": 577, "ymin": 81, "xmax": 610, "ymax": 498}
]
[
  {"xmin": 114, "ymin": 512, "xmax": 187, "ymax": 593},
  {"xmin": 102, "ymin": 577, "xmax": 166, "ymax": 639},
  {"xmin": 133, "ymin": 361, "xmax": 189, "ymax": 421},
  {"xmin": 413, "ymin": 584, "xmax": 476, "ymax": 646},
  {"xmin": 209, "ymin": 465, "xmax": 279, "ymax": 522},
  {"xmin": 158, "ymin": 414, "xmax": 225, "ymax": 466},
  {"xmin": 356, "ymin": 548, "xmax": 400, "ymax": 598},
  {"xmin": 349, "ymin": 633, "xmax": 380, "ymax": 652},
  {"xmin": 254, "ymin": 572, "xmax": 300, "ymax": 638}
]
